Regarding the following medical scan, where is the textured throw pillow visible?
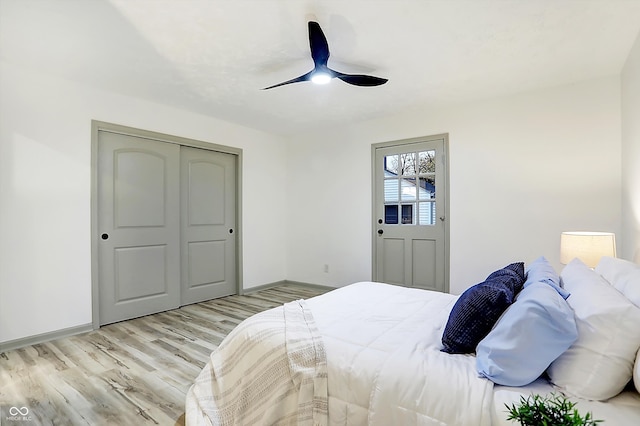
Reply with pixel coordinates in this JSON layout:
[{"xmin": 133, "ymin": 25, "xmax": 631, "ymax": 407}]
[
  {"xmin": 476, "ymin": 282, "xmax": 578, "ymax": 386},
  {"xmin": 441, "ymin": 262, "xmax": 525, "ymax": 354},
  {"xmin": 595, "ymin": 256, "xmax": 640, "ymax": 308},
  {"xmin": 525, "ymin": 256, "xmax": 570, "ymax": 299},
  {"xmin": 548, "ymin": 258, "xmax": 640, "ymax": 400}
]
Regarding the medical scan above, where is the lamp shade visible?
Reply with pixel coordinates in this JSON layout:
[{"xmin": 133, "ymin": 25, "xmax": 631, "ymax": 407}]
[{"xmin": 560, "ymin": 231, "xmax": 616, "ymax": 268}]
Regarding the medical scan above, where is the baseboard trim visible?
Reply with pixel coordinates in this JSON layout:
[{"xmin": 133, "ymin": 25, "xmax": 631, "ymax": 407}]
[
  {"xmin": 0, "ymin": 323, "xmax": 94, "ymax": 353},
  {"xmin": 242, "ymin": 280, "xmax": 335, "ymax": 295},
  {"xmin": 282, "ymin": 280, "xmax": 337, "ymax": 292},
  {"xmin": 242, "ymin": 280, "xmax": 287, "ymax": 294}
]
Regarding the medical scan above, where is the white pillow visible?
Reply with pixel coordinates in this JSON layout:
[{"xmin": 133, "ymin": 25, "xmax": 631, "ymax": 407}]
[
  {"xmin": 635, "ymin": 348, "xmax": 640, "ymax": 393},
  {"xmin": 548, "ymin": 258, "xmax": 640, "ymax": 400},
  {"xmin": 595, "ymin": 256, "xmax": 640, "ymax": 308}
]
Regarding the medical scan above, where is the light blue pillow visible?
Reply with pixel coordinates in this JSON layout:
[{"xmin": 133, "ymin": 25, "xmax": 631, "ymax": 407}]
[
  {"xmin": 525, "ymin": 256, "xmax": 570, "ymax": 299},
  {"xmin": 476, "ymin": 281, "xmax": 578, "ymax": 386}
]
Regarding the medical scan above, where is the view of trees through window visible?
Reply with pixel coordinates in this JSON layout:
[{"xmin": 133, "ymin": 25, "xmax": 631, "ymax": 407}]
[{"xmin": 385, "ymin": 151, "xmax": 436, "ymax": 175}]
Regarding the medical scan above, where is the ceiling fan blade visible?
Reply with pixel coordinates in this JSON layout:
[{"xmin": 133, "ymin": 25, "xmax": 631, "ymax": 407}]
[
  {"xmin": 262, "ymin": 70, "xmax": 314, "ymax": 90},
  {"xmin": 308, "ymin": 21, "xmax": 330, "ymax": 67},
  {"xmin": 334, "ymin": 72, "xmax": 388, "ymax": 87}
]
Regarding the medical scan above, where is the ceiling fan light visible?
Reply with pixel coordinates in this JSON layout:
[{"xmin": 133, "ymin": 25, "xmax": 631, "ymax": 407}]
[{"xmin": 311, "ymin": 72, "xmax": 331, "ymax": 84}]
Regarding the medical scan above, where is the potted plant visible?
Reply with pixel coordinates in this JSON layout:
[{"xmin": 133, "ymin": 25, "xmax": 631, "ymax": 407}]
[{"xmin": 505, "ymin": 393, "xmax": 602, "ymax": 426}]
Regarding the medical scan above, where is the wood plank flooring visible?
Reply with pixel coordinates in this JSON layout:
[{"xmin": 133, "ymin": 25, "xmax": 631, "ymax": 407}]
[{"xmin": 0, "ymin": 284, "xmax": 329, "ymax": 426}]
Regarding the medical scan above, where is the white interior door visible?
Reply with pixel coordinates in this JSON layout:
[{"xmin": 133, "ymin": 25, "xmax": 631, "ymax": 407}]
[
  {"xmin": 373, "ymin": 136, "xmax": 448, "ymax": 292},
  {"xmin": 97, "ymin": 131, "xmax": 181, "ymax": 325},
  {"xmin": 181, "ymin": 146, "xmax": 236, "ymax": 304},
  {"xmin": 96, "ymin": 126, "xmax": 239, "ymax": 326}
]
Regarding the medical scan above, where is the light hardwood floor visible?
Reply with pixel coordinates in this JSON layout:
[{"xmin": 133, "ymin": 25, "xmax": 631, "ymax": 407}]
[{"xmin": 0, "ymin": 284, "xmax": 329, "ymax": 426}]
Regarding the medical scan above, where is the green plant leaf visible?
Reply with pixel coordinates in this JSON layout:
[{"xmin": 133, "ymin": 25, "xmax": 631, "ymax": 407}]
[{"xmin": 504, "ymin": 393, "xmax": 603, "ymax": 426}]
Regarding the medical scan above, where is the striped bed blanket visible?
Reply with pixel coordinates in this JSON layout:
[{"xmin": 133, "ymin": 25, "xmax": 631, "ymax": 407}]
[{"xmin": 185, "ymin": 300, "xmax": 328, "ymax": 426}]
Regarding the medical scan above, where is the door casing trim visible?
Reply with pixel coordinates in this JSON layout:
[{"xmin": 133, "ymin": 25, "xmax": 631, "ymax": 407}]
[
  {"xmin": 91, "ymin": 120, "xmax": 243, "ymax": 329},
  {"xmin": 370, "ymin": 133, "xmax": 450, "ymax": 293}
]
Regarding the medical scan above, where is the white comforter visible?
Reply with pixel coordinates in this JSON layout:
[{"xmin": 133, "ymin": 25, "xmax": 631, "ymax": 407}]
[
  {"xmin": 186, "ymin": 282, "xmax": 495, "ymax": 425},
  {"xmin": 306, "ymin": 282, "xmax": 494, "ymax": 426}
]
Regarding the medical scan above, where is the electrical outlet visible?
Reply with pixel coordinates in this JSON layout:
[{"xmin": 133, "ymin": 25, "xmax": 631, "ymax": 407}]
[{"xmin": 323, "ymin": 264, "xmax": 329, "ymax": 273}]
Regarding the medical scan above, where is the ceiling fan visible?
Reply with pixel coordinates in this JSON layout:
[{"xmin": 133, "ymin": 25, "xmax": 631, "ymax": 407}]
[{"xmin": 263, "ymin": 21, "xmax": 388, "ymax": 90}]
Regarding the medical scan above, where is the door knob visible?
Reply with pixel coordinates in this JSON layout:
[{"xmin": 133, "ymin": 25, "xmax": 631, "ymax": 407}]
[
  {"xmin": 101, "ymin": 233, "xmax": 109, "ymax": 240},
  {"xmin": 229, "ymin": 229, "xmax": 234, "ymax": 234},
  {"xmin": 377, "ymin": 229, "xmax": 384, "ymax": 235}
]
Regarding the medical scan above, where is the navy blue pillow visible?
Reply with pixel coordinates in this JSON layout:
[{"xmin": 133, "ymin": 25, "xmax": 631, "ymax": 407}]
[{"xmin": 441, "ymin": 262, "xmax": 525, "ymax": 354}]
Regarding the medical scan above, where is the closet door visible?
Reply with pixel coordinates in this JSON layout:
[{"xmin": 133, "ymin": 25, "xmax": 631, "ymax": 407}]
[
  {"xmin": 97, "ymin": 131, "xmax": 181, "ymax": 325},
  {"xmin": 180, "ymin": 146, "xmax": 236, "ymax": 305}
]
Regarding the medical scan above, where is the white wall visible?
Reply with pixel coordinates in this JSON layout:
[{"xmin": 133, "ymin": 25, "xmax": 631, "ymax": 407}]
[
  {"xmin": 286, "ymin": 77, "xmax": 622, "ymax": 294},
  {"xmin": 0, "ymin": 58, "xmax": 629, "ymax": 346},
  {"xmin": 621, "ymin": 31, "xmax": 640, "ymax": 263},
  {"xmin": 0, "ymin": 61, "xmax": 288, "ymax": 344}
]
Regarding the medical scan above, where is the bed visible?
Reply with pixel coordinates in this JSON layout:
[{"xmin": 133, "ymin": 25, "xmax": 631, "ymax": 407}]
[{"xmin": 185, "ymin": 256, "xmax": 640, "ymax": 425}]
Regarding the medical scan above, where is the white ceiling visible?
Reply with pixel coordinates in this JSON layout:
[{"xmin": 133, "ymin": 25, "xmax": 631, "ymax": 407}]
[{"xmin": 2, "ymin": 0, "xmax": 640, "ymax": 135}]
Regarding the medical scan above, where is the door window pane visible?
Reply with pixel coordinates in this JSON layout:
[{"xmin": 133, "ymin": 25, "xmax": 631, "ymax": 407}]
[
  {"xmin": 419, "ymin": 202, "xmax": 436, "ymax": 225},
  {"xmin": 401, "ymin": 204, "xmax": 413, "ymax": 224},
  {"xmin": 400, "ymin": 153, "xmax": 416, "ymax": 175},
  {"xmin": 401, "ymin": 178, "xmax": 417, "ymax": 201},
  {"xmin": 418, "ymin": 150, "xmax": 436, "ymax": 173},
  {"xmin": 418, "ymin": 176, "xmax": 436, "ymax": 200},
  {"xmin": 385, "ymin": 205, "xmax": 399, "ymax": 224},
  {"xmin": 384, "ymin": 179, "xmax": 399, "ymax": 202},
  {"xmin": 384, "ymin": 155, "xmax": 399, "ymax": 175}
]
